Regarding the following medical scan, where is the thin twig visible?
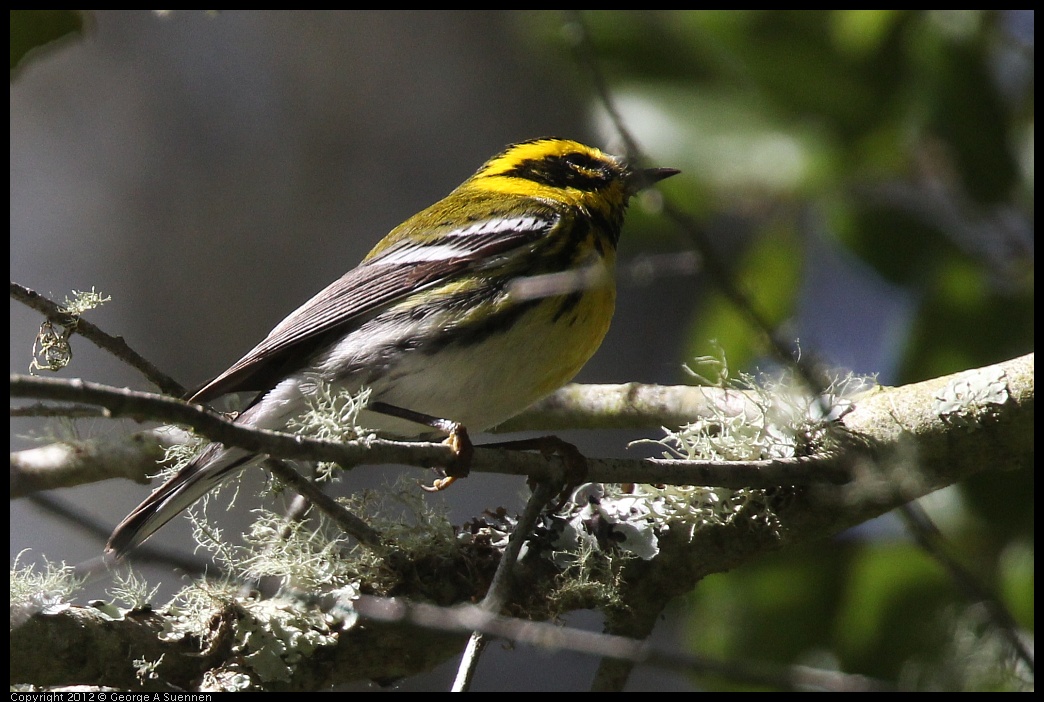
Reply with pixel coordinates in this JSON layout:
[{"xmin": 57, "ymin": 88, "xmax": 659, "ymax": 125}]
[
  {"xmin": 11, "ymin": 282, "xmax": 187, "ymax": 396},
  {"xmin": 899, "ymin": 503, "xmax": 1034, "ymax": 672},
  {"xmin": 452, "ymin": 481, "xmax": 557, "ymax": 691},
  {"xmin": 11, "ymin": 373, "xmax": 458, "ymax": 468},
  {"xmin": 11, "ymin": 402, "xmax": 113, "ymax": 418},
  {"xmin": 565, "ymin": 12, "xmax": 835, "ymax": 402},
  {"xmin": 354, "ymin": 594, "xmax": 892, "ymax": 691},
  {"xmin": 11, "ymin": 373, "xmax": 854, "ymax": 489},
  {"xmin": 261, "ymin": 458, "xmax": 384, "ymax": 551}
]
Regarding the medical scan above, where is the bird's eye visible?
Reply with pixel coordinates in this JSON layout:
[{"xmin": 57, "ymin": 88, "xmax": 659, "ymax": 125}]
[
  {"xmin": 562, "ymin": 153, "xmax": 608, "ymax": 181},
  {"xmin": 563, "ymin": 153, "xmax": 590, "ymax": 171}
]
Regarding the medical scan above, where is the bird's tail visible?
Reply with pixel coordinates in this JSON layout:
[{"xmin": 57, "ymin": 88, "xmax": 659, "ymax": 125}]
[{"xmin": 105, "ymin": 443, "xmax": 255, "ymax": 559}]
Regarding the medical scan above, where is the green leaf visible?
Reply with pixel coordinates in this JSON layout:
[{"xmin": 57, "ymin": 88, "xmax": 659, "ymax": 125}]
[{"xmin": 10, "ymin": 10, "xmax": 85, "ymax": 76}]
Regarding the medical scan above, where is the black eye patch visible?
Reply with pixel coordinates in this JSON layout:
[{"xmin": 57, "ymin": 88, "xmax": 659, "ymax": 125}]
[{"xmin": 507, "ymin": 152, "xmax": 619, "ymax": 191}]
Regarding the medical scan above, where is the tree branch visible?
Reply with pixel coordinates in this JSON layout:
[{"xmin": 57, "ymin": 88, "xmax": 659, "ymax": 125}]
[
  {"xmin": 10, "ymin": 373, "xmax": 854, "ymax": 492},
  {"xmin": 10, "ymin": 427, "xmax": 190, "ymax": 497},
  {"xmin": 11, "ymin": 352, "xmax": 1032, "ymax": 496},
  {"xmin": 9, "ymin": 354, "xmax": 1033, "ymax": 690},
  {"xmin": 11, "ymin": 282, "xmax": 186, "ymax": 396}
]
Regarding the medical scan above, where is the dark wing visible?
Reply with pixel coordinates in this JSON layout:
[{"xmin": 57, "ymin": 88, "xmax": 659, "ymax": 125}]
[{"xmin": 190, "ymin": 211, "xmax": 559, "ymax": 402}]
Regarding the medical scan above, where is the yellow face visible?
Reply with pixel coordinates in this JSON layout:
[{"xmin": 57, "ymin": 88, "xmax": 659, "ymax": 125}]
[
  {"xmin": 463, "ymin": 139, "xmax": 634, "ymax": 214},
  {"xmin": 367, "ymin": 138, "xmax": 640, "ymax": 262}
]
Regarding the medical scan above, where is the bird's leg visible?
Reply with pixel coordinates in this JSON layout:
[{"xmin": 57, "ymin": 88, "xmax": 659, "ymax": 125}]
[{"xmin": 367, "ymin": 401, "xmax": 473, "ymax": 491}]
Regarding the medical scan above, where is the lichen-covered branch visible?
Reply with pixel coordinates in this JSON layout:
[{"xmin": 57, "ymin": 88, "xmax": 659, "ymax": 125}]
[{"xmin": 8, "ymin": 353, "xmax": 1032, "ymax": 690}]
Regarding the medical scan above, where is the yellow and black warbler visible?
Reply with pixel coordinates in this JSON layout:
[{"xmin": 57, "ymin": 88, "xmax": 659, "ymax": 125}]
[{"xmin": 106, "ymin": 137, "xmax": 678, "ymax": 557}]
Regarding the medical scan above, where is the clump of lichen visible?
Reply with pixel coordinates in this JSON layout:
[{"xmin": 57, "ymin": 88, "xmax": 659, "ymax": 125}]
[
  {"xmin": 534, "ymin": 355, "xmax": 874, "ymax": 611},
  {"xmin": 10, "ymin": 550, "xmax": 83, "ymax": 626}
]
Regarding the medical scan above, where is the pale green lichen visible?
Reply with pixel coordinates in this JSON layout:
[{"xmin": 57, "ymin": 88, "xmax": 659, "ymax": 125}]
[
  {"xmin": 934, "ymin": 365, "xmax": 1009, "ymax": 427},
  {"xmin": 287, "ymin": 382, "xmax": 373, "ymax": 483},
  {"xmin": 108, "ymin": 567, "xmax": 161, "ymax": 610},
  {"xmin": 10, "ymin": 550, "xmax": 83, "ymax": 624},
  {"xmin": 187, "ymin": 474, "xmax": 459, "ymax": 599},
  {"xmin": 233, "ymin": 598, "xmax": 343, "ymax": 683},
  {"xmin": 152, "ymin": 431, "xmax": 208, "ymax": 482},
  {"xmin": 60, "ymin": 287, "xmax": 111, "ymax": 317},
  {"xmin": 199, "ymin": 668, "xmax": 254, "ymax": 692},
  {"xmin": 158, "ymin": 578, "xmax": 241, "ymax": 643},
  {"xmin": 157, "ymin": 578, "xmax": 355, "ymax": 686},
  {"xmin": 650, "ymin": 360, "xmax": 872, "ymax": 463},
  {"xmin": 28, "ymin": 287, "xmax": 111, "ymax": 374},
  {"xmin": 547, "ymin": 359, "xmax": 875, "ymax": 567},
  {"xmin": 147, "ymin": 478, "xmax": 461, "ymax": 685},
  {"xmin": 134, "ymin": 654, "xmax": 165, "ymax": 686}
]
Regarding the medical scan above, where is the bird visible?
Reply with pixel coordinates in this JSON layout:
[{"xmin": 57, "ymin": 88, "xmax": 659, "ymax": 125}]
[{"xmin": 106, "ymin": 137, "xmax": 678, "ymax": 558}]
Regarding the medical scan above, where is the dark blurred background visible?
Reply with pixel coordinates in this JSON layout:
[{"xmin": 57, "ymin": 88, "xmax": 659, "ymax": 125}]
[{"xmin": 11, "ymin": 11, "xmax": 1033, "ymax": 691}]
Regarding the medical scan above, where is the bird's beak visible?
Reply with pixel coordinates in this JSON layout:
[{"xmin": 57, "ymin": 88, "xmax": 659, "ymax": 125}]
[{"xmin": 630, "ymin": 166, "xmax": 680, "ymax": 193}]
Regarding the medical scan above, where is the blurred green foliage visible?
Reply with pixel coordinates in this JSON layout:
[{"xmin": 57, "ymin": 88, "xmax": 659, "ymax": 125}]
[{"xmin": 525, "ymin": 10, "xmax": 1033, "ymax": 690}]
